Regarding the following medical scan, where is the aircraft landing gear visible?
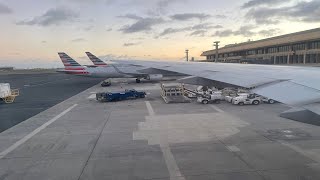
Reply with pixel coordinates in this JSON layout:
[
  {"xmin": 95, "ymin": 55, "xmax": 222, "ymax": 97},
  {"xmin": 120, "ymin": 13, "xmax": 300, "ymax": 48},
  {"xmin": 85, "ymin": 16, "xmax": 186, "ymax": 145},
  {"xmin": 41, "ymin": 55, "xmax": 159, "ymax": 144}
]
[{"xmin": 136, "ymin": 79, "xmax": 141, "ymax": 83}]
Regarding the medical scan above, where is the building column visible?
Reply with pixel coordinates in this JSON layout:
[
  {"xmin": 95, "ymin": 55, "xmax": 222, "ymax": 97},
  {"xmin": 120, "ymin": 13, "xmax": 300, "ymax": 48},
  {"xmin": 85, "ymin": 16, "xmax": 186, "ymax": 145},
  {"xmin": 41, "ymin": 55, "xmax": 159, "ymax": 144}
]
[
  {"xmin": 303, "ymin": 53, "xmax": 307, "ymax": 64},
  {"xmin": 287, "ymin": 54, "xmax": 290, "ymax": 64},
  {"xmin": 279, "ymin": 56, "xmax": 283, "ymax": 64}
]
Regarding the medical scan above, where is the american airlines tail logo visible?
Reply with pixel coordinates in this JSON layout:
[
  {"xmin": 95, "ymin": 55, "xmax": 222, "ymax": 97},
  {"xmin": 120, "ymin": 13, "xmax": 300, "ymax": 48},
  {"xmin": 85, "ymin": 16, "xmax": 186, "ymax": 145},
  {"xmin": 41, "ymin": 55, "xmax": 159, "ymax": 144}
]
[
  {"xmin": 85, "ymin": 52, "xmax": 108, "ymax": 66},
  {"xmin": 58, "ymin": 52, "xmax": 86, "ymax": 71},
  {"xmin": 58, "ymin": 52, "xmax": 89, "ymax": 75}
]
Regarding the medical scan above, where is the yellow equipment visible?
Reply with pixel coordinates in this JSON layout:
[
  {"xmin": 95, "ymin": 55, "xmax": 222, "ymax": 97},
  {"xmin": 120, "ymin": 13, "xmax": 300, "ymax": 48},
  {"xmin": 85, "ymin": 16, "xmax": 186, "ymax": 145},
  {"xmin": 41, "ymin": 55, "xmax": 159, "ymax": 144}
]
[{"xmin": 0, "ymin": 83, "xmax": 19, "ymax": 104}]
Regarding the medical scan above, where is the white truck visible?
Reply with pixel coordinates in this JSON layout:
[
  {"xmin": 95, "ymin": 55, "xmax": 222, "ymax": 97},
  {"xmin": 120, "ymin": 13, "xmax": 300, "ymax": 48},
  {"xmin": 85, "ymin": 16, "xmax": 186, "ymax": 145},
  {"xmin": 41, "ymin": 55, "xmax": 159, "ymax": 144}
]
[
  {"xmin": 232, "ymin": 94, "xmax": 261, "ymax": 106},
  {"xmin": 0, "ymin": 83, "xmax": 19, "ymax": 103},
  {"xmin": 195, "ymin": 86, "xmax": 217, "ymax": 95},
  {"xmin": 225, "ymin": 93, "xmax": 248, "ymax": 103},
  {"xmin": 197, "ymin": 91, "xmax": 224, "ymax": 104}
]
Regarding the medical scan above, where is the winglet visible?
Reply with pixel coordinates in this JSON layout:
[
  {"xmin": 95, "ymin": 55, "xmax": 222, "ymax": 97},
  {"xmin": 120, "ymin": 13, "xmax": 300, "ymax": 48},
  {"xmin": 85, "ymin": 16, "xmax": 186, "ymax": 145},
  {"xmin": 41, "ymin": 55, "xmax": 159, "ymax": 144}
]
[{"xmin": 85, "ymin": 52, "xmax": 107, "ymax": 66}]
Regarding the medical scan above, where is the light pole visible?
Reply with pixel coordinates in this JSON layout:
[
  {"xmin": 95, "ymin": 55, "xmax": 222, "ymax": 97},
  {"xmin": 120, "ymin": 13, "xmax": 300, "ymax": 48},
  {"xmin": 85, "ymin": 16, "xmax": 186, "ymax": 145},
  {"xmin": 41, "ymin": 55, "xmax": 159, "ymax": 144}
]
[
  {"xmin": 214, "ymin": 41, "xmax": 220, "ymax": 63},
  {"xmin": 185, "ymin": 49, "xmax": 189, "ymax": 62}
]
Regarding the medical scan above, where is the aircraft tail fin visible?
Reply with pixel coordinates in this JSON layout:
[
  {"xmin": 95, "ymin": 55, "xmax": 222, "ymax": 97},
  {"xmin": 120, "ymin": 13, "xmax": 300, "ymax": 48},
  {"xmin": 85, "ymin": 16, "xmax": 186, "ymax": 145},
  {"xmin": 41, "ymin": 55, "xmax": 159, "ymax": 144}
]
[
  {"xmin": 85, "ymin": 52, "xmax": 107, "ymax": 66},
  {"xmin": 58, "ymin": 52, "xmax": 85, "ymax": 70}
]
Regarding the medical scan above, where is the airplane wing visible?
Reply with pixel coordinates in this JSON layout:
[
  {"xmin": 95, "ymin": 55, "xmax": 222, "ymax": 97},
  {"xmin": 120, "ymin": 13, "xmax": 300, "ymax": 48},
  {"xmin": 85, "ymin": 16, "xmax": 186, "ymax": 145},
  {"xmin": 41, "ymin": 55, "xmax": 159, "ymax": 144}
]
[{"xmin": 115, "ymin": 60, "xmax": 320, "ymax": 123}]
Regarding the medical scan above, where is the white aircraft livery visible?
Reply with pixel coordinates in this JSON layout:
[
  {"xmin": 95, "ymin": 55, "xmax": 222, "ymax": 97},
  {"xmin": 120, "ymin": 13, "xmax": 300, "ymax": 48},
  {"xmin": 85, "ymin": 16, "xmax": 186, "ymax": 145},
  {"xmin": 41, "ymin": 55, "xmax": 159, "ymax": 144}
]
[{"xmin": 58, "ymin": 52, "xmax": 166, "ymax": 83}]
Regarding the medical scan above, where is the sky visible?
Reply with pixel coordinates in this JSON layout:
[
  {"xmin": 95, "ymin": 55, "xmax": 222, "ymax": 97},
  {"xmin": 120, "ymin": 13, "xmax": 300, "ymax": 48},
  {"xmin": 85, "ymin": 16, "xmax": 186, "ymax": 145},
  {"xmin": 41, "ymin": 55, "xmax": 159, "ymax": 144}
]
[{"xmin": 0, "ymin": 0, "xmax": 319, "ymax": 68}]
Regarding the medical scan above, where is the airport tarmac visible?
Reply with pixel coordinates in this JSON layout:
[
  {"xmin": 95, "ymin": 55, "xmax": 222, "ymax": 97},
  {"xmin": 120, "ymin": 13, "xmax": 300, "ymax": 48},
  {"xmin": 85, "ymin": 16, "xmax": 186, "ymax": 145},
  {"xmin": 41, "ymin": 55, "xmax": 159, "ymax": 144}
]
[
  {"xmin": 0, "ymin": 73, "xmax": 104, "ymax": 132},
  {"xmin": 1, "ymin": 79, "xmax": 320, "ymax": 180}
]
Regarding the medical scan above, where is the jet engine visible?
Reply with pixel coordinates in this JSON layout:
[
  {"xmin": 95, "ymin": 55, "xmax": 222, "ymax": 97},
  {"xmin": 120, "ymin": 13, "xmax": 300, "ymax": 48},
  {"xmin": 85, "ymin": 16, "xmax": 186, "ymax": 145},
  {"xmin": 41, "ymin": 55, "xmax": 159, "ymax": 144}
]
[{"xmin": 145, "ymin": 74, "xmax": 163, "ymax": 81}]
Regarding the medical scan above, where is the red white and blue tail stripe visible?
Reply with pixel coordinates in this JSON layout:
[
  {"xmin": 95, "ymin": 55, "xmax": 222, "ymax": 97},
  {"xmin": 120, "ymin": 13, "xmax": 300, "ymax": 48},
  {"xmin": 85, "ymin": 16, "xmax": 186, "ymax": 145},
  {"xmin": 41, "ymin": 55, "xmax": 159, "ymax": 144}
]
[
  {"xmin": 58, "ymin": 52, "xmax": 89, "ymax": 75},
  {"xmin": 85, "ymin": 52, "xmax": 108, "ymax": 66}
]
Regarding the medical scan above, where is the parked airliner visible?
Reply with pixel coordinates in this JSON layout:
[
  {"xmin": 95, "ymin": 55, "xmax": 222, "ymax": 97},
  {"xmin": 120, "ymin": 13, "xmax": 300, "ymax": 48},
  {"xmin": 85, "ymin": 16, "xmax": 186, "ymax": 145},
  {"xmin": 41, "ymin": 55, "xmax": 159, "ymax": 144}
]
[{"xmin": 58, "ymin": 52, "xmax": 165, "ymax": 83}]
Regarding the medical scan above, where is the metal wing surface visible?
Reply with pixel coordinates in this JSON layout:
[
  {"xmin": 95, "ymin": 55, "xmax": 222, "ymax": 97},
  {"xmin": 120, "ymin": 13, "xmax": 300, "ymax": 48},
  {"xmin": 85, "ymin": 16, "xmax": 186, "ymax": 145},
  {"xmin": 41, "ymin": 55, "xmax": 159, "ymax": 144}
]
[{"xmin": 115, "ymin": 60, "xmax": 320, "ymax": 115}]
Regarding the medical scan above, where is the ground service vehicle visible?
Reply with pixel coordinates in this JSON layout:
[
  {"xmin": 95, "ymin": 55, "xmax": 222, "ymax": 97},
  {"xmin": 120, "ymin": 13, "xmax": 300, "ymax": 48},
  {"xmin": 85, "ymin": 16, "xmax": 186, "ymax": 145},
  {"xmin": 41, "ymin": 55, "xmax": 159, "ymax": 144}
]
[
  {"xmin": 225, "ymin": 93, "xmax": 249, "ymax": 103},
  {"xmin": 0, "ymin": 83, "xmax": 19, "ymax": 104},
  {"xmin": 197, "ymin": 91, "xmax": 224, "ymax": 104},
  {"xmin": 101, "ymin": 80, "xmax": 111, "ymax": 87},
  {"xmin": 96, "ymin": 89, "xmax": 146, "ymax": 102},
  {"xmin": 232, "ymin": 94, "xmax": 261, "ymax": 106}
]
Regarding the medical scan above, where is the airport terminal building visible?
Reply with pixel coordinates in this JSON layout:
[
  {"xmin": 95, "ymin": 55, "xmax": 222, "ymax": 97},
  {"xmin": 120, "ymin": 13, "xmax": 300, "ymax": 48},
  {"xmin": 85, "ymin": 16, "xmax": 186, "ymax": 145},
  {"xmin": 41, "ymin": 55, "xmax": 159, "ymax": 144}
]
[{"xmin": 201, "ymin": 28, "xmax": 320, "ymax": 64}]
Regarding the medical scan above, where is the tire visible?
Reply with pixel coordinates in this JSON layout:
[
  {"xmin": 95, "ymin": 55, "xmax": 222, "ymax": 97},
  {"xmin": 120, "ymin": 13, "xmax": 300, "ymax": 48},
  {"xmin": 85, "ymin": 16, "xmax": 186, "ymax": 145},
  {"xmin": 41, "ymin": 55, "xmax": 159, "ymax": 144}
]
[
  {"xmin": 202, "ymin": 100, "xmax": 209, "ymax": 104},
  {"xmin": 252, "ymin": 100, "xmax": 260, "ymax": 105},
  {"xmin": 136, "ymin": 79, "xmax": 141, "ymax": 83},
  {"xmin": 238, "ymin": 102, "xmax": 244, "ymax": 106},
  {"xmin": 140, "ymin": 94, "xmax": 145, "ymax": 98},
  {"xmin": 268, "ymin": 99, "xmax": 275, "ymax": 104},
  {"xmin": 215, "ymin": 100, "xmax": 221, "ymax": 104}
]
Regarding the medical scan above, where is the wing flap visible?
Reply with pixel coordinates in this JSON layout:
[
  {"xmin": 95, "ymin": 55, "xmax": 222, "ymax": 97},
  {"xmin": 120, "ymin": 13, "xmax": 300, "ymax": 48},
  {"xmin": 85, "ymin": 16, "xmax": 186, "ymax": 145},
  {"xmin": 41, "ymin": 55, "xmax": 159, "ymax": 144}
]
[
  {"xmin": 252, "ymin": 81, "xmax": 320, "ymax": 106},
  {"xmin": 197, "ymin": 71, "xmax": 278, "ymax": 88}
]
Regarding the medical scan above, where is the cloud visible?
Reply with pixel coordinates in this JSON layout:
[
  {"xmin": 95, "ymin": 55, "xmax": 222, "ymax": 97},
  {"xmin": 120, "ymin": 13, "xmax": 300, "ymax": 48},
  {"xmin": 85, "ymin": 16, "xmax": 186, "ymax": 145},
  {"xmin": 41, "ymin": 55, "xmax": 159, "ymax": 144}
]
[
  {"xmin": 158, "ymin": 23, "xmax": 221, "ymax": 37},
  {"xmin": 213, "ymin": 29, "xmax": 234, "ymax": 37},
  {"xmin": 117, "ymin": 14, "xmax": 142, "ymax": 20},
  {"xmin": 151, "ymin": 0, "xmax": 187, "ymax": 15},
  {"xmin": 234, "ymin": 25, "xmax": 256, "ymax": 36},
  {"xmin": 106, "ymin": 28, "xmax": 113, "ymax": 31},
  {"xmin": 66, "ymin": 0, "xmax": 104, "ymax": 4},
  {"xmin": 159, "ymin": 28, "xmax": 184, "ymax": 36},
  {"xmin": 99, "ymin": 54, "xmax": 136, "ymax": 60},
  {"xmin": 71, "ymin": 38, "xmax": 86, "ymax": 42},
  {"xmin": 190, "ymin": 30, "xmax": 206, "ymax": 37},
  {"xmin": 213, "ymin": 25, "xmax": 223, "ymax": 29},
  {"xmin": 123, "ymin": 42, "xmax": 141, "ymax": 47},
  {"xmin": 258, "ymin": 28, "xmax": 281, "ymax": 37},
  {"xmin": 241, "ymin": 0, "xmax": 284, "ymax": 9},
  {"xmin": 170, "ymin": 13, "xmax": 211, "ymax": 21},
  {"xmin": 192, "ymin": 23, "xmax": 223, "ymax": 30},
  {"xmin": 119, "ymin": 17, "xmax": 164, "ymax": 33},
  {"xmin": 0, "ymin": 3, "xmax": 12, "ymax": 14},
  {"xmin": 105, "ymin": 0, "xmax": 117, "ymax": 5},
  {"xmin": 17, "ymin": 7, "xmax": 78, "ymax": 26},
  {"xmin": 157, "ymin": 0, "xmax": 181, "ymax": 9},
  {"xmin": 213, "ymin": 25, "xmax": 281, "ymax": 38},
  {"xmin": 84, "ymin": 26, "xmax": 94, "ymax": 31},
  {"xmin": 214, "ymin": 15, "xmax": 227, "ymax": 19},
  {"xmin": 213, "ymin": 25, "xmax": 257, "ymax": 37},
  {"xmin": 245, "ymin": 0, "xmax": 320, "ymax": 24},
  {"xmin": 116, "ymin": 0, "xmax": 186, "ymax": 16}
]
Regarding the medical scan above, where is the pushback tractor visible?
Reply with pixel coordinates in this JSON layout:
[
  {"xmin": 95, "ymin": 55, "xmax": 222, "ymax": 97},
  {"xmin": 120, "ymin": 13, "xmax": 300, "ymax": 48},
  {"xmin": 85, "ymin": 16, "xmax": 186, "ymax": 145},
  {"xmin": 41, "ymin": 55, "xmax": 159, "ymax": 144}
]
[{"xmin": 96, "ymin": 89, "xmax": 146, "ymax": 102}]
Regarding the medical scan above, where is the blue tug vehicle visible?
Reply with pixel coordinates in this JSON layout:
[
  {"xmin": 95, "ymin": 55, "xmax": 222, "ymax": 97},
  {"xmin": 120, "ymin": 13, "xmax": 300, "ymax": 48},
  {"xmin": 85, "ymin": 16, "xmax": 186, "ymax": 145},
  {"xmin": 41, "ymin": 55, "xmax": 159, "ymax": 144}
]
[{"xmin": 96, "ymin": 89, "xmax": 146, "ymax": 102}]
